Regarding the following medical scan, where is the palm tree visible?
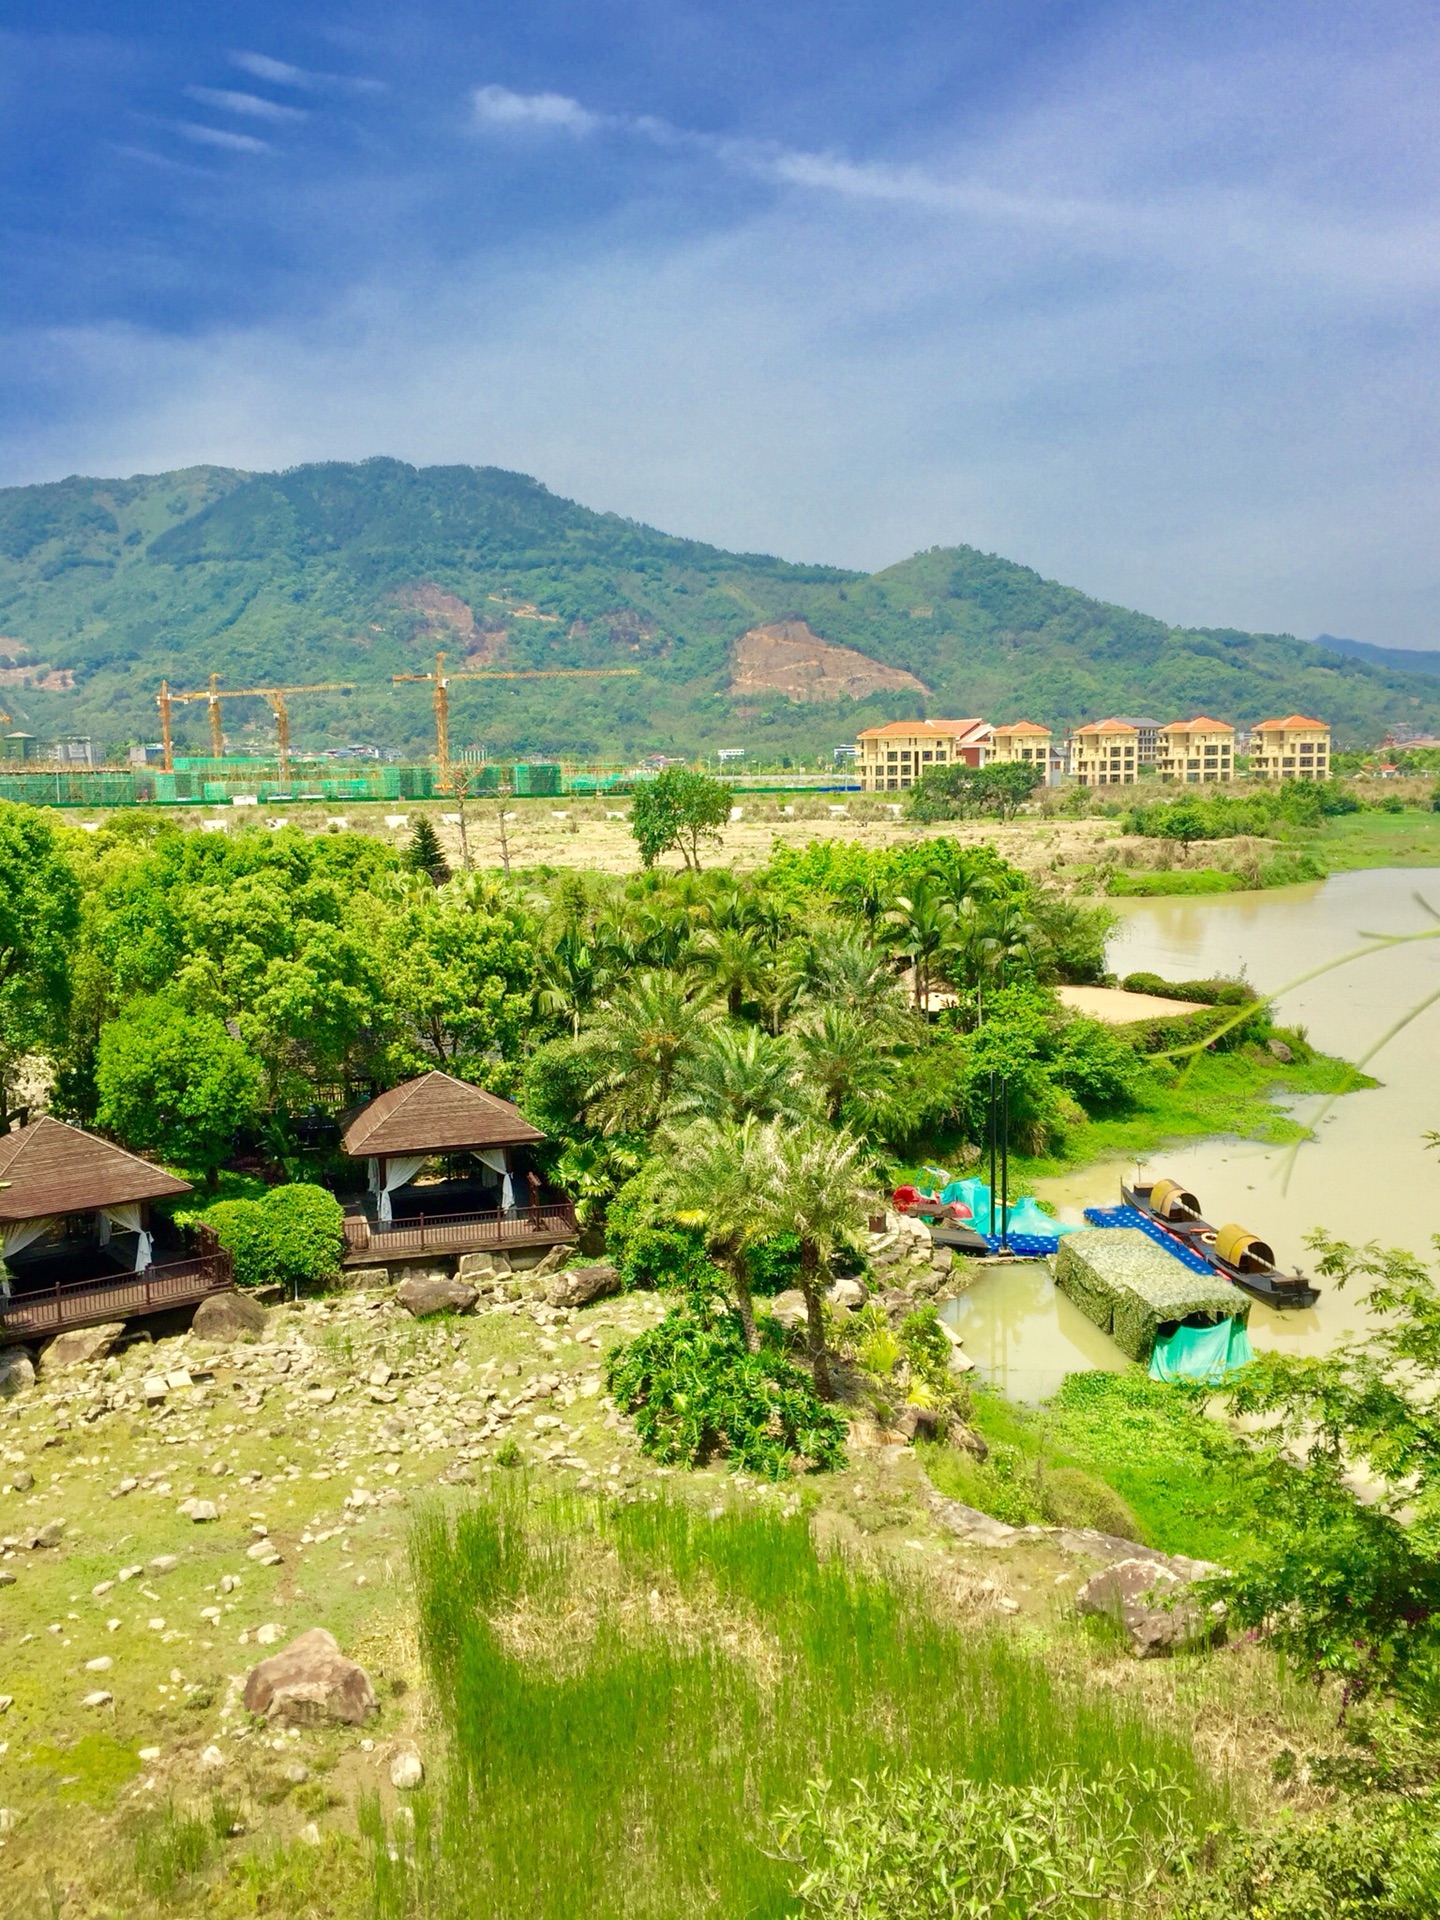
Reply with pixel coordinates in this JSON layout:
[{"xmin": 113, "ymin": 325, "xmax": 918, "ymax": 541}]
[
  {"xmin": 581, "ymin": 973, "xmax": 717, "ymax": 1134},
  {"xmin": 535, "ymin": 925, "xmax": 597, "ymax": 1038},
  {"xmin": 755, "ymin": 1121, "xmax": 872, "ymax": 1397},
  {"xmin": 670, "ymin": 1024, "xmax": 808, "ymax": 1126},
  {"xmin": 792, "ymin": 1005, "xmax": 897, "ymax": 1124},
  {"xmin": 658, "ymin": 1117, "xmax": 772, "ymax": 1349},
  {"xmin": 693, "ymin": 925, "xmax": 770, "ymax": 1017},
  {"xmin": 883, "ymin": 881, "xmax": 957, "ymax": 1010},
  {"xmin": 793, "ymin": 926, "xmax": 913, "ymax": 1031}
]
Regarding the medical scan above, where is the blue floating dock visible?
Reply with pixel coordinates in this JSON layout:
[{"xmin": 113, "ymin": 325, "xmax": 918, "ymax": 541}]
[{"xmin": 1082, "ymin": 1205, "xmax": 1215, "ymax": 1275}]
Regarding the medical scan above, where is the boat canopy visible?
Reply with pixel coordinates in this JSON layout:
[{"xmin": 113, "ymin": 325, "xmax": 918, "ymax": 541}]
[
  {"xmin": 1150, "ymin": 1177, "xmax": 1200, "ymax": 1219},
  {"xmin": 1215, "ymin": 1223, "xmax": 1274, "ymax": 1270}
]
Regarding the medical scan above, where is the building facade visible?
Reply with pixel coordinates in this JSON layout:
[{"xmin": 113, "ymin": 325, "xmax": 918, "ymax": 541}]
[
  {"xmin": 1157, "ymin": 717, "xmax": 1236, "ymax": 783},
  {"xmin": 1112, "ymin": 717, "xmax": 1163, "ymax": 767},
  {"xmin": 989, "ymin": 721, "xmax": 1054, "ymax": 773},
  {"xmin": 855, "ymin": 719, "xmax": 992, "ymax": 792},
  {"xmin": 1249, "ymin": 716, "xmax": 1331, "ymax": 780},
  {"xmin": 1068, "ymin": 719, "xmax": 1140, "ymax": 785}
]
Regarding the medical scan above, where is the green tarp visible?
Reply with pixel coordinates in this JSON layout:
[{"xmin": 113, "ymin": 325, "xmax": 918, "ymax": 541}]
[
  {"xmin": 1053, "ymin": 1228, "xmax": 1248, "ymax": 1365},
  {"xmin": 1149, "ymin": 1318, "xmax": 1255, "ymax": 1383}
]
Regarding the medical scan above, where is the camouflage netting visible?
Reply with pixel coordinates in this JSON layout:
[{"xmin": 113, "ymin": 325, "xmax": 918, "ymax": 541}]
[{"xmin": 1053, "ymin": 1228, "xmax": 1248, "ymax": 1364}]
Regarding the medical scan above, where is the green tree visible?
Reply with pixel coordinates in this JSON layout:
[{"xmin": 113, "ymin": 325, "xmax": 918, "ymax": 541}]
[
  {"xmin": 629, "ymin": 769, "xmax": 733, "ymax": 870},
  {"xmin": 693, "ymin": 925, "xmax": 770, "ymax": 1017},
  {"xmin": 670, "ymin": 1024, "xmax": 806, "ymax": 1126},
  {"xmin": 657, "ymin": 1116, "xmax": 775, "ymax": 1350},
  {"xmin": 95, "ymin": 994, "xmax": 266, "ymax": 1185},
  {"xmin": 756, "ymin": 1121, "xmax": 872, "ymax": 1397},
  {"xmin": 792, "ymin": 1006, "xmax": 899, "ymax": 1124},
  {"xmin": 907, "ymin": 760, "xmax": 1043, "ymax": 823},
  {"xmin": 0, "ymin": 803, "xmax": 81, "ymax": 1131},
  {"xmin": 883, "ymin": 881, "xmax": 956, "ymax": 1010},
  {"xmin": 581, "ymin": 973, "xmax": 718, "ymax": 1133},
  {"xmin": 197, "ymin": 1181, "xmax": 345, "ymax": 1291},
  {"xmin": 405, "ymin": 816, "xmax": 452, "ymax": 886}
]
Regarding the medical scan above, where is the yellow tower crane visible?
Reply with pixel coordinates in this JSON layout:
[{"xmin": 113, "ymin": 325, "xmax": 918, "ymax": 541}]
[
  {"xmin": 157, "ymin": 678, "xmax": 356, "ymax": 780},
  {"xmin": 391, "ymin": 653, "xmax": 641, "ymax": 786}
]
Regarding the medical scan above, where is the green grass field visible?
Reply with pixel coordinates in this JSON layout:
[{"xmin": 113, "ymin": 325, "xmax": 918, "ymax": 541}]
[{"xmin": 1314, "ymin": 809, "xmax": 1440, "ymax": 870}]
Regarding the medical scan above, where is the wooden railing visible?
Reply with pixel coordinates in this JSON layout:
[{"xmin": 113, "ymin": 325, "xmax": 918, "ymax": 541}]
[
  {"xmin": 343, "ymin": 1200, "xmax": 577, "ymax": 1260},
  {"xmin": 0, "ymin": 1241, "xmax": 234, "ymax": 1340}
]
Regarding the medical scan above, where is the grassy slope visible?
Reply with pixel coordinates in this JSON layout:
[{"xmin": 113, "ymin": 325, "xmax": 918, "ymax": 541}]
[
  {"xmin": 1314, "ymin": 810, "xmax": 1440, "ymax": 870},
  {"xmin": 3, "ymin": 460, "xmax": 1439, "ymax": 759}
]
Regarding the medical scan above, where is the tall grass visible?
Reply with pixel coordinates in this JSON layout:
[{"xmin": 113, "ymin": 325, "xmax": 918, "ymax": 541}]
[{"xmin": 366, "ymin": 1487, "xmax": 1225, "ymax": 1919}]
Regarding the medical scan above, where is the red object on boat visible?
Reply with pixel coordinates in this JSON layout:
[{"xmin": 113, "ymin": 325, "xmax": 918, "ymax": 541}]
[
  {"xmin": 947, "ymin": 1201, "xmax": 973, "ymax": 1221},
  {"xmin": 891, "ymin": 1185, "xmax": 921, "ymax": 1210}
]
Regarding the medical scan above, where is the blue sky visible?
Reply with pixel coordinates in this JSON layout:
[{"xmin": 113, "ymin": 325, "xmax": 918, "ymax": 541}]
[{"xmin": 3, "ymin": 1, "xmax": 1439, "ymax": 645}]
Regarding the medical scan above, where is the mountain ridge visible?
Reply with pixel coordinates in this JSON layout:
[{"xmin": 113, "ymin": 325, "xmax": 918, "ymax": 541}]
[{"xmin": 0, "ymin": 457, "xmax": 1435, "ymax": 758}]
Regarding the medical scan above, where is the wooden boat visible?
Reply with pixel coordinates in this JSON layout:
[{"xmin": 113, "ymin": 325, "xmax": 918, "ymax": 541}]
[{"xmin": 1121, "ymin": 1175, "xmax": 1320, "ymax": 1308}]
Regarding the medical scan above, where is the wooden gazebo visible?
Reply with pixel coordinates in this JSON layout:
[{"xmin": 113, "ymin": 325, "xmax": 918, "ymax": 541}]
[
  {"xmin": 0, "ymin": 1117, "xmax": 232, "ymax": 1339},
  {"xmin": 339, "ymin": 1071, "xmax": 575, "ymax": 1264}
]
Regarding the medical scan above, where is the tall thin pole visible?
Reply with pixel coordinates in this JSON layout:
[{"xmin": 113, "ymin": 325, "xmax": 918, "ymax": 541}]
[
  {"xmin": 987, "ymin": 1069, "xmax": 997, "ymax": 1239},
  {"xmin": 433, "ymin": 652, "xmax": 449, "ymax": 788},
  {"xmin": 208, "ymin": 673, "xmax": 224, "ymax": 759},
  {"xmin": 159, "ymin": 682, "xmax": 174, "ymax": 772},
  {"xmin": 999, "ymin": 1078, "xmax": 1011, "ymax": 1254}
]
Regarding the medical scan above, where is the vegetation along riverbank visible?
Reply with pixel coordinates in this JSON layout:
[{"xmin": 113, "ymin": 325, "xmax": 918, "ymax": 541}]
[{"xmin": 0, "ymin": 785, "xmax": 1437, "ymax": 1916}]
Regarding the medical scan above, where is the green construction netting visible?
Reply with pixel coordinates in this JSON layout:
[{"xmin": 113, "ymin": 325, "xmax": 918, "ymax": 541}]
[{"xmin": 1148, "ymin": 1317, "xmax": 1255, "ymax": 1383}]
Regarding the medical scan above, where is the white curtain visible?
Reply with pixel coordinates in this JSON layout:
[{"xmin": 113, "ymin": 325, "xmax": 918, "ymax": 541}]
[
  {"xmin": 372, "ymin": 1156, "xmax": 429, "ymax": 1225},
  {"xmin": 1, "ymin": 1217, "xmax": 55, "ymax": 1261},
  {"xmin": 101, "ymin": 1202, "xmax": 151, "ymax": 1273},
  {"xmin": 477, "ymin": 1149, "xmax": 515, "ymax": 1211}
]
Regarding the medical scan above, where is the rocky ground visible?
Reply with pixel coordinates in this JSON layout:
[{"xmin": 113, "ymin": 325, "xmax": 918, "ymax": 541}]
[{"xmin": 0, "ymin": 1237, "xmax": 1331, "ymax": 1915}]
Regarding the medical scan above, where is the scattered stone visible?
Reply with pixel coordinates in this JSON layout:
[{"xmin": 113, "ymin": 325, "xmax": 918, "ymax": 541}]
[
  {"xmin": 166, "ymin": 1370, "xmax": 194, "ymax": 1392},
  {"xmin": 0, "ymin": 1572, "xmax": 15, "ymax": 1588},
  {"xmin": 34, "ymin": 1520, "xmax": 66, "ymax": 1549},
  {"xmin": 767, "ymin": 1290, "xmax": 809, "ymax": 1330},
  {"xmin": 39, "ymin": 1323, "xmax": 124, "ymax": 1373},
  {"xmin": 178, "ymin": 1499, "xmax": 219, "ymax": 1523},
  {"xmin": 81, "ymin": 1690, "xmax": 113, "ymax": 1708},
  {"xmin": 247, "ymin": 1542, "xmax": 282, "ymax": 1565},
  {"xmin": 390, "ymin": 1750, "xmax": 424, "ymax": 1790},
  {"xmin": 546, "ymin": 1263, "xmax": 620, "ymax": 1310},
  {"xmin": 892, "ymin": 1404, "xmax": 944, "ymax": 1444},
  {"xmin": 367, "ymin": 1362, "xmax": 393, "ymax": 1388},
  {"xmin": 0, "ymin": 1809, "xmax": 20, "ymax": 1834},
  {"xmin": 243, "ymin": 1628, "xmax": 378, "ymax": 1727},
  {"xmin": 199, "ymin": 1744, "xmax": 226, "ymax": 1770},
  {"xmin": 948, "ymin": 1424, "xmax": 989, "ymax": 1461},
  {"xmin": 111, "ymin": 1477, "xmax": 139, "ymax": 1498},
  {"xmin": 0, "ymin": 1696, "xmax": 12, "ymax": 1712},
  {"xmin": 1075, "ymin": 1558, "xmax": 1225, "ymax": 1658},
  {"xmin": 84, "ymin": 1656, "xmax": 112, "ymax": 1672},
  {"xmin": 1267, "ymin": 1037, "xmax": 1295, "ymax": 1064},
  {"xmin": 11, "ymin": 1470, "xmax": 33, "ymax": 1493},
  {"xmin": 255, "ymin": 1623, "xmax": 282, "ymax": 1646},
  {"xmin": 192, "ymin": 1291, "xmax": 268, "ymax": 1342},
  {"xmin": 283, "ymin": 1762, "xmax": 310, "ymax": 1785},
  {"xmin": 149, "ymin": 1555, "xmax": 179, "ymax": 1575},
  {"xmin": 828, "ymin": 1278, "xmax": 868, "ymax": 1310},
  {"xmin": 138, "ymin": 1746, "xmax": 161, "ymax": 1762},
  {"xmin": 299, "ymin": 1822, "xmax": 322, "ymax": 1846},
  {"xmin": 142, "ymin": 1377, "xmax": 168, "ymax": 1404},
  {"xmin": 395, "ymin": 1275, "xmax": 477, "ymax": 1319},
  {"xmin": 91, "ymin": 1581, "xmax": 114, "ymax": 1599},
  {"xmin": 0, "ymin": 1350, "xmax": 35, "ymax": 1399}
]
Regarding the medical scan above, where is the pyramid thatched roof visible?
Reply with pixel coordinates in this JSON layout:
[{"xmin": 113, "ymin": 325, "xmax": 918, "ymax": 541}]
[
  {"xmin": 341, "ymin": 1071, "xmax": 543, "ymax": 1158},
  {"xmin": 0, "ymin": 1116, "xmax": 192, "ymax": 1224}
]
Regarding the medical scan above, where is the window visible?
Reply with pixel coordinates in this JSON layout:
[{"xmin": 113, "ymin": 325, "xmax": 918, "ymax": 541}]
[{"xmin": 921, "ymin": 750, "xmax": 933, "ymax": 762}]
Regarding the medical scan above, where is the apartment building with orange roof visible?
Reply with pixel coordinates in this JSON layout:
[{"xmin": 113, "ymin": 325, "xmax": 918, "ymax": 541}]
[
  {"xmin": 855, "ymin": 718, "xmax": 993, "ymax": 792},
  {"xmin": 1249, "ymin": 715, "xmax": 1331, "ymax": 780},
  {"xmin": 1157, "ymin": 716, "xmax": 1236, "ymax": 783},
  {"xmin": 1067, "ymin": 718, "xmax": 1140, "ymax": 785}
]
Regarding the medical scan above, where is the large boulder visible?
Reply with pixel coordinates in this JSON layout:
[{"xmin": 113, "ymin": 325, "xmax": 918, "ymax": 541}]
[
  {"xmin": 343, "ymin": 1266, "xmax": 392, "ymax": 1292},
  {"xmin": 547, "ymin": 1263, "xmax": 620, "ymax": 1310},
  {"xmin": 192, "ymin": 1291, "xmax": 267, "ymax": 1342},
  {"xmin": 395, "ymin": 1274, "xmax": 477, "ymax": 1318},
  {"xmin": 767, "ymin": 1290, "xmax": 809, "ymax": 1331},
  {"xmin": 1075, "ymin": 1557, "xmax": 1224, "ymax": 1658},
  {"xmin": 39, "ymin": 1323, "xmax": 124, "ymax": 1372},
  {"xmin": 242, "ymin": 1627, "xmax": 378, "ymax": 1727},
  {"xmin": 0, "ymin": 1350, "xmax": 35, "ymax": 1399},
  {"xmin": 458, "ymin": 1251, "xmax": 511, "ymax": 1280},
  {"xmin": 828, "ymin": 1277, "xmax": 868, "ymax": 1310},
  {"xmin": 892, "ymin": 1403, "xmax": 945, "ymax": 1444}
]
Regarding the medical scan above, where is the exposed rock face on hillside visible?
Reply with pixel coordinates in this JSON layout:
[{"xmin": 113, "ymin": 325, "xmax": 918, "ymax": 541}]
[
  {"xmin": 729, "ymin": 618, "xmax": 928, "ymax": 704},
  {"xmin": 390, "ymin": 582, "xmax": 505, "ymax": 666}
]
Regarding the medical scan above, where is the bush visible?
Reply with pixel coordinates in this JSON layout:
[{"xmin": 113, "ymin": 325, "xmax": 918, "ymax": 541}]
[
  {"xmin": 1106, "ymin": 868, "xmax": 1243, "ymax": 896},
  {"xmin": 604, "ymin": 1296, "xmax": 848, "ymax": 1478},
  {"xmin": 196, "ymin": 1181, "xmax": 344, "ymax": 1291},
  {"xmin": 603, "ymin": 1166, "xmax": 714, "ymax": 1291},
  {"xmin": 1050, "ymin": 1017, "xmax": 1148, "ymax": 1110}
]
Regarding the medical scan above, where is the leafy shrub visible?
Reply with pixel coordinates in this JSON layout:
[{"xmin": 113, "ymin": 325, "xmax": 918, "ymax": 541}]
[
  {"xmin": 1038, "ymin": 1465, "xmax": 1143, "ymax": 1538},
  {"xmin": 1050, "ymin": 1017, "xmax": 1148, "ymax": 1110},
  {"xmin": 1107, "ymin": 868, "xmax": 1244, "ymax": 896},
  {"xmin": 776, "ymin": 1763, "xmax": 1198, "ymax": 1920},
  {"xmin": 603, "ymin": 1166, "xmax": 714, "ymax": 1291},
  {"xmin": 196, "ymin": 1181, "xmax": 344, "ymax": 1291},
  {"xmin": 1177, "ymin": 1793, "xmax": 1440, "ymax": 1920},
  {"xmin": 747, "ymin": 1233, "xmax": 804, "ymax": 1296},
  {"xmin": 604, "ymin": 1296, "xmax": 848, "ymax": 1478}
]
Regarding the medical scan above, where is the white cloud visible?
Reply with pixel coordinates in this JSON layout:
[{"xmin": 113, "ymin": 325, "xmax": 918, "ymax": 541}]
[
  {"xmin": 185, "ymin": 87, "xmax": 307, "ymax": 123},
  {"xmin": 228, "ymin": 50, "xmax": 385, "ymax": 94},
  {"xmin": 176, "ymin": 123, "xmax": 272, "ymax": 154},
  {"xmin": 473, "ymin": 85, "xmax": 605, "ymax": 135}
]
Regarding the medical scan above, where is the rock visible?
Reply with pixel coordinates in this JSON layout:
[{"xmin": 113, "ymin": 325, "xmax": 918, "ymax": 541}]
[
  {"xmin": 149, "ymin": 1555, "xmax": 179, "ymax": 1574},
  {"xmin": 39, "ymin": 1323, "xmax": 123, "ymax": 1373},
  {"xmin": 390, "ymin": 1750, "xmax": 424, "ymax": 1789},
  {"xmin": 178, "ymin": 1499, "xmax": 219, "ymax": 1523},
  {"xmin": 299, "ymin": 1822, "xmax": 323, "ymax": 1846},
  {"xmin": 0, "ymin": 1350, "xmax": 35, "ymax": 1398},
  {"xmin": 892, "ymin": 1404, "xmax": 944, "ymax": 1444},
  {"xmin": 0, "ymin": 1696, "xmax": 12, "ymax": 1712},
  {"xmin": 81, "ymin": 1690, "xmax": 113, "ymax": 1708},
  {"xmin": 948, "ymin": 1347, "xmax": 976, "ymax": 1375},
  {"xmin": 283, "ymin": 1762, "xmax": 310, "ymax": 1785},
  {"xmin": 255, "ymin": 1622, "xmax": 282, "ymax": 1646},
  {"xmin": 546, "ymin": 1263, "xmax": 620, "ymax": 1310},
  {"xmin": 34, "ymin": 1519, "xmax": 66, "ymax": 1548},
  {"xmin": 930, "ymin": 1246, "xmax": 954, "ymax": 1274},
  {"xmin": 242, "ymin": 1627, "xmax": 378, "ymax": 1727},
  {"xmin": 367, "ymin": 1361, "xmax": 393, "ymax": 1388},
  {"xmin": 344, "ymin": 1267, "xmax": 391, "ymax": 1292},
  {"xmin": 11, "ymin": 1470, "xmax": 33, "ymax": 1492},
  {"xmin": 948, "ymin": 1424, "xmax": 989, "ymax": 1461},
  {"xmin": 192, "ymin": 1292, "xmax": 267, "ymax": 1342},
  {"xmin": 1075, "ymin": 1557, "xmax": 1224, "ymax": 1658},
  {"xmin": 1267, "ymin": 1037, "xmax": 1294, "ymax": 1064},
  {"xmin": 0, "ymin": 1571, "xmax": 14, "ymax": 1588},
  {"xmin": 247, "ymin": 1541, "xmax": 282, "ymax": 1565},
  {"xmin": 84, "ymin": 1655, "xmax": 112, "ymax": 1672},
  {"xmin": 906, "ymin": 1272, "xmax": 942, "ymax": 1300},
  {"xmin": 828, "ymin": 1278, "xmax": 868, "ymax": 1310},
  {"xmin": 199, "ymin": 1744, "xmax": 226, "ymax": 1770},
  {"xmin": 767, "ymin": 1290, "xmax": 809, "ymax": 1330},
  {"xmin": 142, "ymin": 1377, "xmax": 168, "ymax": 1403},
  {"xmin": 395, "ymin": 1275, "xmax": 478, "ymax": 1318},
  {"xmin": 138, "ymin": 1746, "xmax": 161, "ymax": 1762}
]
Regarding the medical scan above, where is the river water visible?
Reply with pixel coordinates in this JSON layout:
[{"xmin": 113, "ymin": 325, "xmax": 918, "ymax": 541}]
[{"xmin": 942, "ymin": 869, "xmax": 1440, "ymax": 1398}]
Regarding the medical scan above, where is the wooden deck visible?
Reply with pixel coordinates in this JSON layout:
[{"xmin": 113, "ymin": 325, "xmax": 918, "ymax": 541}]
[
  {"xmin": 0, "ymin": 1248, "xmax": 234, "ymax": 1341},
  {"xmin": 342, "ymin": 1200, "xmax": 577, "ymax": 1266}
]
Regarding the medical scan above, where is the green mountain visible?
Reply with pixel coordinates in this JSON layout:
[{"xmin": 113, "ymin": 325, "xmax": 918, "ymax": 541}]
[{"xmin": 0, "ymin": 457, "xmax": 1433, "ymax": 760}]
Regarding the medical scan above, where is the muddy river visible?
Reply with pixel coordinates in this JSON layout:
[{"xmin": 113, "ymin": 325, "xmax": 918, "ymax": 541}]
[{"xmin": 942, "ymin": 869, "xmax": 1440, "ymax": 1397}]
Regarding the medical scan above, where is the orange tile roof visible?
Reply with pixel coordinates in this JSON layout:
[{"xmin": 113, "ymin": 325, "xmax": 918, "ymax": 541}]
[
  {"xmin": 1254, "ymin": 715, "xmax": 1327, "ymax": 731},
  {"xmin": 1078, "ymin": 718, "xmax": 1139, "ymax": 735},
  {"xmin": 994, "ymin": 720, "xmax": 1051, "ymax": 736},
  {"xmin": 1164, "ymin": 716, "xmax": 1234, "ymax": 733},
  {"xmin": 856, "ymin": 718, "xmax": 991, "ymax": 741}
]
